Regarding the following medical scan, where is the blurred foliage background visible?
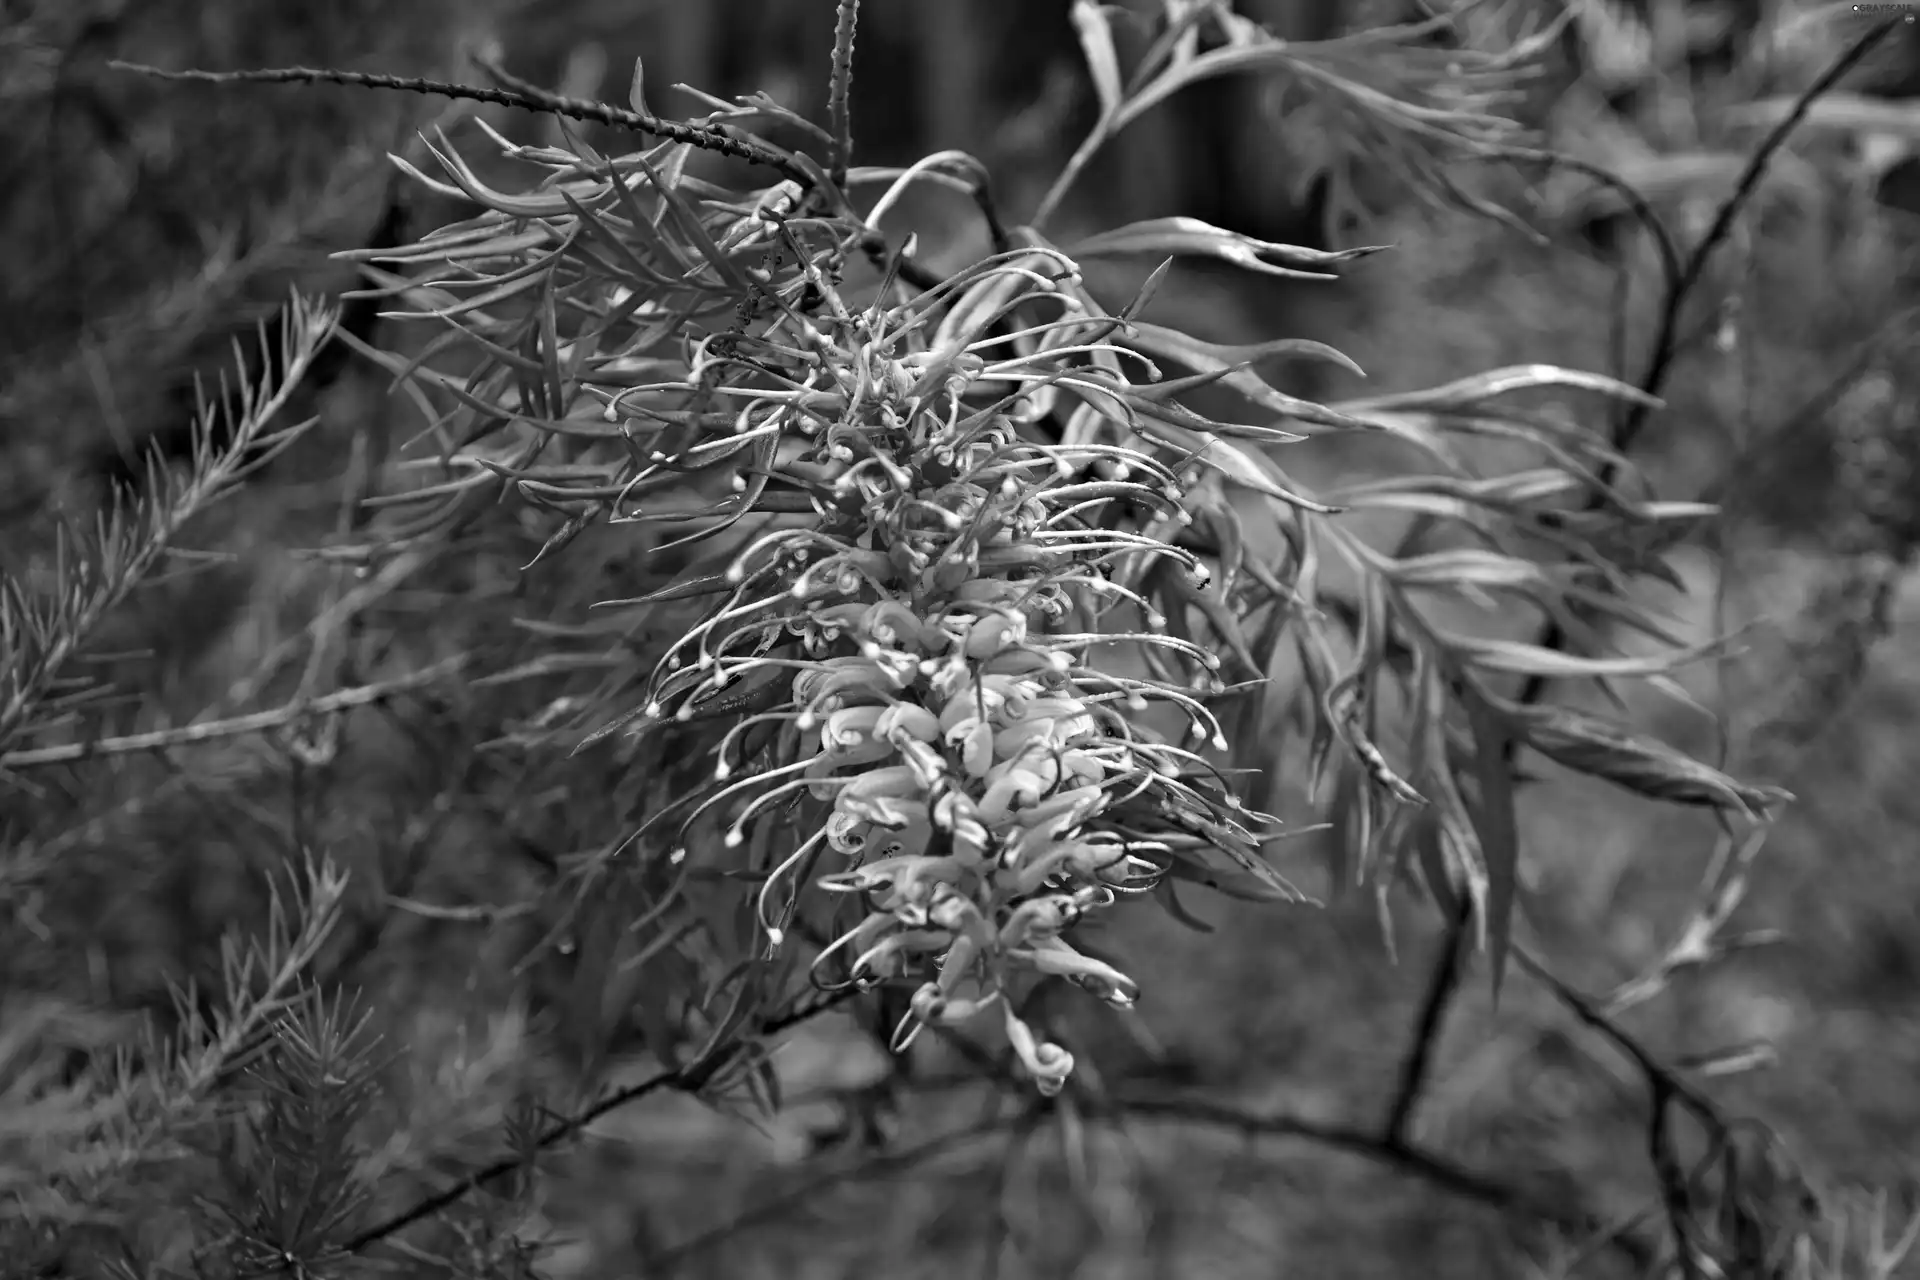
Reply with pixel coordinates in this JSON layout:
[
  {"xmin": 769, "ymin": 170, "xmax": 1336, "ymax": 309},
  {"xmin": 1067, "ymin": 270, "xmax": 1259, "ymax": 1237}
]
[{"xmin": 3, "ymin": 0, "xmax": 1919, "ymax": 1276}]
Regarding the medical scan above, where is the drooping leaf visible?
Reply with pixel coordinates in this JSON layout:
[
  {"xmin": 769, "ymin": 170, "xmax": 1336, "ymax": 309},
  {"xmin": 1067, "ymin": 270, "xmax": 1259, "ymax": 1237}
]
[
  {"xmin": 1120, "ymin": 321, "xmax": 1372, "ymax": 430},
  {"xmin": 1333, "ymin": 364, "xmax": 1663, "ymax": 414},
  {"xmin": 1133, "ymin": 421, "xmax": 1344, "ymax": 515},
  {"xmin": 1503, "ymin": 702, "xmax": 1793, "ymax": 817},
  {"xmin": 1440, "ymin": 630, "xmax": 1735, "ymax": 679}
]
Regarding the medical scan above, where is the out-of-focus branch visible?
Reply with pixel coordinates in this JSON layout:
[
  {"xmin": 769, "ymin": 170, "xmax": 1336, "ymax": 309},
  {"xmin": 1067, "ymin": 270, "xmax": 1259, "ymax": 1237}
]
[
  {"xmin": 344, "ymin": 987, "xmax": 858, "ymax": 1258},
  {"xmin": 0, "ymin": 655, "xmax": 468, "ymax": 770},
  {"xmin": 1507, "ymin": 16, "xmax": 1910, "ymax": 726},
  {"xmin": 646, "ymin": 1064, "xmax": 1660, "ymax": 1275},
  {"xmin": 645, "ymin": 1097, "xmax": 1035, "ymax": 1274},
  {"xmin": 1515, "ymin": 946, "xmax": 1812, "ymax": 1280},
  {"xmin": 826, "ymin": 0, "xmax": 859, "ymax": 187},
  {"xmin": 1381, "ymin": 894, "xmax": 1475, "ymax": 1144},
  {"xmin": 1115, "ymin": 1091, "xmax": 1656, "ymax": 1270},
  {"xmin": 111, "ymin": 57, "xmax": 810, "ymax": 181}
]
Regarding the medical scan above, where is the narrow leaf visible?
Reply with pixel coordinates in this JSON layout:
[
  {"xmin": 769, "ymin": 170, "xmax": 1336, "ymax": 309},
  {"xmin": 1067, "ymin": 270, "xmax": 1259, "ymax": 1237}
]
[
  {"xmin": 1507, "ymin": 703, "xmax": 1792, "ymax": 817},
  {"xmin": 1334, "ymin": 365, "xmax": 1663, "ymax": 414},
  {"xmin": 1117, "ymin": 256, "xmax": 1176, "ymax": 322},
  {"xmin": 1128, "ymin": 417, "xmax": 1342, "ymax": 514},
  {"xmin": 1461, "ymin": 690, "xmax": 1519, "ymax": 1003},
  {"xmin": 629, "ymin": 55, "xmax": 651, "ymax": 115},
  {"xmin": 1440, "ymin": 630, "xmax": 1734, "ymax": 679},
  {"xmin": 1074, "ymin": 216, "xmax": 1386, "ymax": 277},
  {"xmin": 1724, "ymin": 92, "xmax": 1920, "ymax": 138},
  {"xmin": 1408, "ymin": 809, "xmax": 1462, "ymax": 918},
  {"xmin": 1121, "ymin": 322, "xmax": 1372, "ymax": 430},
  {"xmin": 1072, "ymin": 0, "xmax": 1126, "ymax": 119}
]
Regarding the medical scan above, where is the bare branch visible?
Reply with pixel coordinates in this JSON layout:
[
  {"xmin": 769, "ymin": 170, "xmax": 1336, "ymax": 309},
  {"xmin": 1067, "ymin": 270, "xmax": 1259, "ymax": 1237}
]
[
  {"xmin": 1381, "ymin": 896, "xmax": 1474, "ymax": 1144},
  {"xmin": 109, "ymin": 59, "xmax": 811, "ymax": 183},
  {"xmin": 345, "ymin": 988, "xmax": 858, "ymax": 1257},
  {"xmin": 1115, "ymin": 1091, "xmax": 1656, "ymax": 1269},
  {"xmin": 827, "ymin": 0, "xmax": 861, "ymax": 188},
  {"xmin": 0, "ymin": 655, "xmax": 468, "ymax": 770},
  {"xmin": 1514, "ymin": 947, "xmax": 1811, "ymax": 1279},
  {"xmin": 647, "ymin": 1099, "xmax": 1031, "ymax": 1273}
]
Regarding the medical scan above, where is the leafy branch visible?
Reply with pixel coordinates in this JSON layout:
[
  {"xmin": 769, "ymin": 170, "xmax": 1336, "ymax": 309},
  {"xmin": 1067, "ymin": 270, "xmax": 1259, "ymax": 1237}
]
[
  {"xmin": 1037, "ymin": 0, "xmax": 1554, "ymax": 231},
  {"xmin": 1513, "ymin": 946, "xmax": 1807, "ymax": 1280},
  {"xmin": 1511, "ymin": 14, "xmax": 1911, "ymax": 718},
  {"xmin": 17, "ymin": 4, "xmax": 1901, "ymax": 1276},
  {"xmin": 1366, "ymin": 19, "xmax": 1911, "ymax": 1244},
  {"xmin": 0, "ymin": 293, "xmax": 338, "ymax": 766}
]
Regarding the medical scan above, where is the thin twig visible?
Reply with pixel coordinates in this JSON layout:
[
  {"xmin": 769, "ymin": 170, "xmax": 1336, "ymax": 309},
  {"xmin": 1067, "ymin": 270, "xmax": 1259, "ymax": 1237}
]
[
  {"xmin": 827, "ymin": 0, "xmax": 860, "ymax": 188},
  {"xmin": 1601, "ymin": 825, "xmax": 1779, "ymax": 1018},
  {"xmin": 108, "ymin": 59, "xmax": 811, "ymax": 185},
  {"xmin": 346, "ymin": 988, "xmax": 857, "ymax": 1256},
  {"xmin": 1513, "ymin": 946, "xmax": 1781, "ymax": 1280},
  {"xmin": 0, "ymin": 299, "xmax": 338, "ymax": 756},
  {"xmin": 382, "ymin": 893, "xmax": 537, "ymax": 925},
  {"xmin": 647, "ymin": 1100, "xmax": 1028, "ymax": 1273},
  {"xmin": 638, "ymin": 1058, "xmax": 1657, "ymax": 1276},
  {"xmin": 1098, "ymin": 1093, "xmax": 1658, "ymax": 1271},
  {"xmin": 1690, "ymin": 302, "xmax": 1920, "ymax": 520},
  {"xmin": 1479, "ymin": 145, "xmax": 1684, "ymax": 292},
  {"xmin": 1612, "ymin": 18, "xmax": 1903, "ymax": 460},
  {"xmin": 108, "ymin": 55, "xmax": 959, "ymax": 297},
  {"xmin": 1381, "ymin": 893, "xmax": 1474, "ymax": 1144},
  {"xmin": 977, "ymin": 1103, "xmax": 1050, "ymax": 1280},
  {"xmin": 0, "ymin": 654, "xmax": 467, "ymax": 769}
]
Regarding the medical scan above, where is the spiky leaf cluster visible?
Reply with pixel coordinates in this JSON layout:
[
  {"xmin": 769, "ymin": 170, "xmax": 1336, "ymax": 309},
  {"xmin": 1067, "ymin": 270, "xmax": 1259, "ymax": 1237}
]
[{"xmin": 327, "ymin": 11, "xmax": 1787, "ymax": 1086}]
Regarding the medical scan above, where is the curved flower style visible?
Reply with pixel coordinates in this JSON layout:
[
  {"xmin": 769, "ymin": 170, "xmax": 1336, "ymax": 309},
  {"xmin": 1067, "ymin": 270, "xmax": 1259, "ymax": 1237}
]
[
  {"xmin": 337, "ymin": 128, "xmax": 1315, "ymax": 1094},
  {"xmin": 623, "ymin": 248, "xmax": 1293, "ymax": 1094}
]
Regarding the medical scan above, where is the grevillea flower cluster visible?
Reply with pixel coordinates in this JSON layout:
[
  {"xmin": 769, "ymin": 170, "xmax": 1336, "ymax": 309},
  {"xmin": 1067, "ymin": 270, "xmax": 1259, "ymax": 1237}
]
[{"xmin": 631, "ymin": 246, "xmax": 1289, "ymax": 1094}]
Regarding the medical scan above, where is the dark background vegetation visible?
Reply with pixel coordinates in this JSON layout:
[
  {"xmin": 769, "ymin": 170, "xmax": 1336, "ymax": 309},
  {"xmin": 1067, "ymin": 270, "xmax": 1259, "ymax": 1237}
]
[{"xmin": 3, "ymin": 0, "xmax": 1920, "ymax": 1275}]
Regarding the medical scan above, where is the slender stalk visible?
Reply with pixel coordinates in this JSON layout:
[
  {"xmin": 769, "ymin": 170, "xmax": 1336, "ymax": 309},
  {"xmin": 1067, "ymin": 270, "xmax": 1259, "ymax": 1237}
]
[{"xmin": 827, "ymin": 0, "xmax": 861, "ymax": 188}]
